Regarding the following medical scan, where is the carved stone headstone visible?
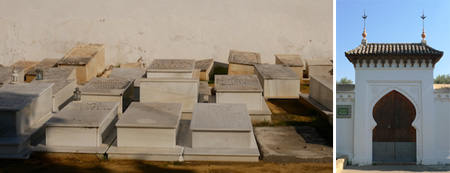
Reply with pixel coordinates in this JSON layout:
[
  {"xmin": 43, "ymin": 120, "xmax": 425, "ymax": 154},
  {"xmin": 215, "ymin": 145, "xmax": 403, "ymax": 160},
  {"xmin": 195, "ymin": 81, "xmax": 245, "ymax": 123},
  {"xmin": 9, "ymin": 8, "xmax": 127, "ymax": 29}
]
[
  {"xmin": 254, "ymin": 64, "xmax": 300, "ymax": 99},
  {"xmin": 45, "ymin": 102, "xmax": 118, "ymax": 147},
  {"xmin": 56, "ymin": 44, "xmax": 105, "ymax": 83},
  {"xmin": 80, "ymin": 78, "xmax": 134, "ymax": 116}
]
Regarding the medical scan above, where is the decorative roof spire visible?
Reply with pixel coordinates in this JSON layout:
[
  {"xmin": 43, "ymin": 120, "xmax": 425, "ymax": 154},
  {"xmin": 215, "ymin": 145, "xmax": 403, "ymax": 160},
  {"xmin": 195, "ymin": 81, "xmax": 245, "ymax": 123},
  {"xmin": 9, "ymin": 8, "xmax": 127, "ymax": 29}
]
[
  {"xmin": 421, "ymin": 10, "xmax": 427, "ymax": 45},
  {"xmin": 361, "ymin": 9, "xmax": 368, "ymax": 45}
]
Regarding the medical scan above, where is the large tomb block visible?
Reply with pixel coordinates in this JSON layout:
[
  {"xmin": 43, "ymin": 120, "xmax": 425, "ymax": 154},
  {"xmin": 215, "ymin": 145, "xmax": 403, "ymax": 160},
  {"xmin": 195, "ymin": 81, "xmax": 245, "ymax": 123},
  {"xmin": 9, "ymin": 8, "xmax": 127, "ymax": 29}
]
[
  {"xmin": 228, "ymin": 50, "xmax": 261, "ymax": 75},
  {"xmin": 31, "ymin": 79, "xmax": 77, "ymax": 112},
  {"xmin": 0, "ymin": 67, "xmax": 25, "ymax": 86},
  {"xmin": 140, "ymin": 78, "xmax": 198, "ymax": 113},
  {"xmin": 254, "ymin": 64, "xmax": 300, "ymax": 99},
  {"xmin": 45, "ymin": 102, "xmax": 118, "ymax": 147},
  {"xmin": 25, "ymin": 58, "xmax": 59, "ymax": 82},
  {"xmin": 305, "ymin": 58, "xmax": 333, "ymax": 77},
  {"xmin": 116, "ymin": 102, "xmax": 182, "ymax": 148},
  {"xmin": 146, "ymin": 59, "xmax": 196, "ymax": 79},
  {"xmin": 80, "ymin": 78, "xmax": 134, "ymax": 116},
  {"xmin": 309, "ymin": 75, "xmax": 333, "ymax": 111},
  {"xmin": 56, "ymin": 44, "xmax": 105, "ymax": 83},
  {"xmin": 191, "ymin": 103, "xmax": 252, "ymax": 149},
  {"xmin": 0, "ymin": 83, "xmax": 53, "ymax": 137},
  {"xmin": 195, "ymin": 59, "xmax": 214, "ymax": 81},
  {"xmin": 275, "ymin": 54, "xmax": 304, "ymax": 80},
  {"xmin": 109, "ymin": 68, "xmax": 146, "ymax": 101},
  {"xmin": 215, "ymin": 75, "xmax": 263, "ymax": 110}
]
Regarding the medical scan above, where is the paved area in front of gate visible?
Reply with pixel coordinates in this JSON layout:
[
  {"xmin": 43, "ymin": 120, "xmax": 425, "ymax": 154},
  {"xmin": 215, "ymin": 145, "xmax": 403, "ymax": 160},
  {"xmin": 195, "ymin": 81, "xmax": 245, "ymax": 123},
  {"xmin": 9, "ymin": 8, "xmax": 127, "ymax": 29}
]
[{"xmin": 343, "ymin": 165, "xmax": 450, "ymax": 172}]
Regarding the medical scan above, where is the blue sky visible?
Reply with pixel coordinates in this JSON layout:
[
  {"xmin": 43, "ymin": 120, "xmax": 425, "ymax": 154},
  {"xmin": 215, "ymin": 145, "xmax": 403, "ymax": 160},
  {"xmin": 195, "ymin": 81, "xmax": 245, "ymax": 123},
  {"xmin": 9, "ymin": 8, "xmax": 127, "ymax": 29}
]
[{"xmin": 337, "ymin": 0, "xmax": 450, "ymax": 82}]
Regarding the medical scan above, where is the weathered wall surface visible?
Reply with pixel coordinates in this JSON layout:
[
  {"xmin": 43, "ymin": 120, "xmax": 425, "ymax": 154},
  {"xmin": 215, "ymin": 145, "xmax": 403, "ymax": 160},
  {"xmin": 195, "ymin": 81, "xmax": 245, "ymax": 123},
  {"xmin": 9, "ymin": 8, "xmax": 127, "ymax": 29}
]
[{"xmin": 0, "ymin": 0, "xmax": 332, "ymax": 66}]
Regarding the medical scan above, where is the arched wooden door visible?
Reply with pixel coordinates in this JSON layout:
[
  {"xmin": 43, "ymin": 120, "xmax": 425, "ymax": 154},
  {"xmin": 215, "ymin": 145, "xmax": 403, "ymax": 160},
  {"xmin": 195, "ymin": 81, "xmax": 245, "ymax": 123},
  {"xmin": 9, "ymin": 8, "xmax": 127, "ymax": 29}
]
[{"xmin": 372, "ymin": 90, "xmax": 416, "ymax": 164}]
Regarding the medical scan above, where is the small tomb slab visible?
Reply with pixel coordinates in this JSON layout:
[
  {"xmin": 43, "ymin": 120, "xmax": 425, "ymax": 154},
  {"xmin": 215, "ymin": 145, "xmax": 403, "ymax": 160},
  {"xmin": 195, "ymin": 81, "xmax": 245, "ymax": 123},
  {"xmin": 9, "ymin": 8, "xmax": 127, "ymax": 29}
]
[
  {"xmin": 184, "ymin": 103, "xmax": 260, "ymax": 161},
  {"xmin": 146, "ymin": 59, "xmax": 195, "ymax": 78},
  {"xmin": 198, "ymin": 81, "xmax": 211, "ymax": 103},
  {"xmin": 0, "ymin": 67, "xmax": 25, "ymax": 86},
  {"xmin": 56, "ymin": 44, "xmax": 105, "ymax": 83},
  {"xmin": 275, "ymin": 54, "xmax": 304, "ymax": 80},
  {"xmin": 309, "ymin": 75, "xmax": 333, "ymax": 111},
  {"xmin": 109, "ymin": 68, "xmax": 146, "ymax": 101},
  {"xmin": 44, "ymin": 102, "xmax": 118, "ymax": 148},
  {"xmin": 254, "ymin": 64, "xmax": 300, "ymax": 99},
  {"xmin": 25, "ymin": 58, "xmax": 59, "ymax": 82},
  {"xmin": 195, "ymin": 59, "xmax": 214, "ymax": 81},
  {"xmin": 31, "ymin": 79, "xmax": 77, "ymax": 112},
  {"xmin": 305, "ymin": 58, "xmax": 333, "ymax": 78},
  {"xmin": 228, "ymin": 50, "xmax": 261, "ymax": 75},
  {"xmin": 80, "ymin": 78, "xmax": 134, "ymax": 116}
]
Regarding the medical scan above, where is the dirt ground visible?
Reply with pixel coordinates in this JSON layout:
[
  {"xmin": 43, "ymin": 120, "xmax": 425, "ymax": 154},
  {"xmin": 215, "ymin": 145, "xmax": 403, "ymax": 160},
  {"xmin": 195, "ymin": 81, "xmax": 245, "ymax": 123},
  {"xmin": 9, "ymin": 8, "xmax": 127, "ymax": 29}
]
[{"xmin": 0, "ymin": 153, "xmax": 332, "ymax": 173}]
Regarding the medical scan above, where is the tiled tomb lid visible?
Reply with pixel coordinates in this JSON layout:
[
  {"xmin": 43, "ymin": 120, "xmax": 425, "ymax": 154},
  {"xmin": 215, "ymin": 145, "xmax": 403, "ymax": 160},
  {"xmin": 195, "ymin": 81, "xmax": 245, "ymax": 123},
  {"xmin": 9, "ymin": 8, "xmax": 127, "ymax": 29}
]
[
  {"xmin": 116, "ymin": 102, "xmax": 182, "ymax": 128},
  {"xmin": 45, "ymin": 102, "xmax": 118, "ymax": 127},
  {"xmin": 254, "ymin": 64, "xmax": 300, "ymax": 80},
  {"xmin": 191, "ymin": 103, "xmax": 252, "ymax": 132},
  {"xmin": 215, "ymin": 75, "xmax": 262, "ymax": 92}
]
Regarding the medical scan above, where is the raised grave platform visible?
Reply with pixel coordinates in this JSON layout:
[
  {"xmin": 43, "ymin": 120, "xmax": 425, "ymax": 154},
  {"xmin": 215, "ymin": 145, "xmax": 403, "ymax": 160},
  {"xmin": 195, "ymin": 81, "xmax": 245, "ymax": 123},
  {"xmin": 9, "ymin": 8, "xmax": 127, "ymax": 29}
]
[
  {"xmin": 80, "ymin": 78, "xmax": 134, "ymax": 117},
  {"xmin": 309, "ymin": 75, "xmax": 333, "ymax": 111},
  {"xmin": 146, "ymin": 59, "xmax": 196, "ymax": 79},
  {"xmin": 107, "ymin": 102, "xmax": 183, "ymax": 161},
  {"xmin": 305, "ymin": 59, "xmax": 332, "ymax": 78},
  {"xmin": 227, "ymin": 50, "xmax": 261, "ymax": 75},
  {"xmin": 31, "ymin": 79, "xmax": 77, "ymax": 112},
  {"xmin": 33, "ymin": 102, "xmax": 118, "ymax": 154},
  {"xmin": 56, "ymin": 43, "xmax": 105, "ymax": 83},
  {"xmin": 254, "ymin": 64, "xmax": 300, "ymax": 99},
  {"xmin": 183, "ymin": 103, "xmax": 260, "ymax": 162},
  {"xmin": 109, "ymin": 68, "xmax": 146, "ymax": 101}
]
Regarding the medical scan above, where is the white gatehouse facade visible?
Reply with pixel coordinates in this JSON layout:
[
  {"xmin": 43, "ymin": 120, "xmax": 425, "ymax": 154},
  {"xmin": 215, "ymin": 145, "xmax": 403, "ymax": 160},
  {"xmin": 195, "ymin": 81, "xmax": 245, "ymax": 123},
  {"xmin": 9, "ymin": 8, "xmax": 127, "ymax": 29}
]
[{"xmin": 336, "ymin": 36, "xmax": 450, "ymax": 165}]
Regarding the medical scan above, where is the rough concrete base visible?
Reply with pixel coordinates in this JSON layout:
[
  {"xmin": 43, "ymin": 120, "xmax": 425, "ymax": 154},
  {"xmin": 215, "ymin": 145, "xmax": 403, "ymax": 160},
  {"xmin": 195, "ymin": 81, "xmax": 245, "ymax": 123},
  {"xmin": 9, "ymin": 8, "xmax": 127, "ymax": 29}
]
[{"xmin": 254, "ymin": 126, "xmax": 332, "ymax": 163}]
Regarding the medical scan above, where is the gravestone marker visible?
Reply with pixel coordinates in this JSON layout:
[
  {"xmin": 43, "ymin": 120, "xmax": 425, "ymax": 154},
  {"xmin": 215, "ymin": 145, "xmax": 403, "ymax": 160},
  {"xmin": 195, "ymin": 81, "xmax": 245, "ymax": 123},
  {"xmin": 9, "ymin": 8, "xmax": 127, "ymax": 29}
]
[{"xmin": 254, "ymin": 64, "xmax": 300, "ymax": 99}]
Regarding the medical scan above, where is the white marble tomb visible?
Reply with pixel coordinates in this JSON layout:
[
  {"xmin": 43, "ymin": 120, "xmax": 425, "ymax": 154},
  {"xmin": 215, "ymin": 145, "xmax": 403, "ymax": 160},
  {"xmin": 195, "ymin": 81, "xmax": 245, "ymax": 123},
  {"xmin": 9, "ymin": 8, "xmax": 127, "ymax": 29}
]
[
  {"xmin": 0, "ymin": 67, "xmax": 25, "ymax": 86},
  {"xmin": 227, "ymin": 50, "xmax": 261, "ymax": 75},
  {"xmin": 305, "ymin": 58, "xmax": 332, "ymax": 78},
  {"xmin": 309, "ymin": 75, "xmax": 333, "ymax": 111},
  {"xmin": 80, "ymin": 78, "xmax": 134, "ymax": 116},
  {"xmin": 44, "ymin": 102, "xmax": 118, "ymax": 147},
  {"xmin": 275, "ymin": 54, "xmax": 304, "ymax": 80},
  {"xmin": 254, "ymin": 64, "xmax": 300, "ymax": 99},
  {"xmin": 109, "ymin": 68, "xmax": 146, "ymax": 101},
  {"xmin": 31, "ymin": 79, "xmax": 77, "ymax": 112},
  {"xmin": 146, "ymin": 59, "xmax": 196, "ymax": 79}
]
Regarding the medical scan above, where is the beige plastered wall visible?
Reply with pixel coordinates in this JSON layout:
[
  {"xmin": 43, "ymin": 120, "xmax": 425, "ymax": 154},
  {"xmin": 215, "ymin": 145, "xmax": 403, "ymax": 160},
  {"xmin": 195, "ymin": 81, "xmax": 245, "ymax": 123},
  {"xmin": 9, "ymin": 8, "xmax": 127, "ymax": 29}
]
[{"xmin": 0, "ymin": 0, "xmax": 332, "ymax": 66}]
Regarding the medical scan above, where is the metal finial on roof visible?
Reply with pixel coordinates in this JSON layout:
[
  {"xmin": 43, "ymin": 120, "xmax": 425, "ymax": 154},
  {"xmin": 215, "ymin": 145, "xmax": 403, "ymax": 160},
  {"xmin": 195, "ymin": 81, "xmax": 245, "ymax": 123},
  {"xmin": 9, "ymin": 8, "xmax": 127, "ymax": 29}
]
[
  {"xmin": 421, "ymin": 10, "xmax": 426, "ymax": 39},
  {"xmin": 361, "ymin": 9, "xmax": 368, "ymax": 45}
]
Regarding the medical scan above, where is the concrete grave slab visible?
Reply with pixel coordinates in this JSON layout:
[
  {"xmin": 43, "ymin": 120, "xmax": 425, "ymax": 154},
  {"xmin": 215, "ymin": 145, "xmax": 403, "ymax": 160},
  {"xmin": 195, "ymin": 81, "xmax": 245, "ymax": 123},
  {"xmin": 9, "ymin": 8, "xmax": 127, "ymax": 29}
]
[
  {"xmin": 25, "ymin": 58, "xmax": 59, "ymax": 82},
  {"xmin": 80, "ymin": 78, "xmax": 134, "ymax": 116},
  {"xmin": 146, "ymin": 59, "xmax": 195, "ymax": 78},
  {"xmin": 305, "ymin": 58, "xmax": 332, "ymax": 78},
  {"xmin": 31, "ymin": 79, "xmax": 77, "ymax": 112},
  {"xmin": 195, "ymin": 59, "xmax": 214, "ymax": 81},
  {"xmin": 215, "ymin": 75, "xmax": 263, "ymax": 110},
  {"xmin": 228, "ymin": 50, "xmax": 261, "ymax": 75},
  {"xmin": 254, "ymin": 64, "xmax": 300, "ymax": 99},
  {"xmin": 56, "ymin": 43, "xmax": 105, "ymax": 83},
  {"xmin": 109, "ymin": 68, "xmax": 146, "ymax": 101},
  {"xmin": 309, "ymin": 75, "xmax": 333, "ymax": 111},
  {"xmin": 140, "ymin": 78, "xmax": 198, "ymax": 113},
  {"xmin": 275, "ymin": 54, "xmax": 304, "ymax": 81}
]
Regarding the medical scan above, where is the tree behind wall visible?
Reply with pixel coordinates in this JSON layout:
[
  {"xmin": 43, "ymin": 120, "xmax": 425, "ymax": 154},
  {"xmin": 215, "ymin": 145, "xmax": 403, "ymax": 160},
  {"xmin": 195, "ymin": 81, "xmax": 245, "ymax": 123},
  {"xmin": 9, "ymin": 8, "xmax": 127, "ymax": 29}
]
[
  {"xmin": 337, "ymin": 77, "xmax": 353, "ymax": 84},
  {"xmin": 434, "ymin": 74, "xmax": 450, "ymax": 84}
]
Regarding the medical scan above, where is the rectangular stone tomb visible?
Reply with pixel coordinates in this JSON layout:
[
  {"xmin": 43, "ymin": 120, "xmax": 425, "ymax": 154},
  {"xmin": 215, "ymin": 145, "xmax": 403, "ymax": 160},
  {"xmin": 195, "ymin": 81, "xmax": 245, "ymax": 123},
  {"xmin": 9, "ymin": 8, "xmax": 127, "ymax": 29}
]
[
  {"xmin": 39, "ymin": 67, "xmax": 76, "ymax": 81},
  {"xmin": 44, "ymin": 102, "xmax": 118, "ymax": 147},
  {"xmin": 146, "ymin": 59, "xmax": 196, "ymax": 78},
  {"xmin": 195, "ymin": 59, "xmax": 214, "ymax": 81},
  {"xmin": 254, "ymin": 64, "xmax": 300, "ymax": 99},
  {"xmin": 80, "ymin": 78, "xmax": 134, "ymax": 116},
  {"xmin": 25, "ymin": 58, "xmax": 59, "ymax": 82},
  {"xmin": 0, "ymin": 83, "xmax": 53, "ymax": 157},
  {"xmin": 56, "ymin": 43, "xmax": 105, "ymax": 83},
  {"xmin": 31, "ymin": 79, "xmax": 77, "ymax": 112},
  {"xmin": 309, "ymin": 75, "xmax": 333, "ymax": 111},
  {"xmin": 275, "ymin": 54, "xmax": 304, "ymax": 79},
  {"xmin": 184, "ymin": 103, "xmax": 260, "ymax": 162},
  {"xmin": 115, "ymin": 102, "xmax": 182, "ymax": 148},
  {"xmin": 140, "ymin": 78, "xmax": 198, "ymax": 113},
  {"xmin": 228, "ymin": 50, "xmax": 261, "ymax": 75},
  {"xmin": 215, "ymin": 75, "xmax": 263, "ymax": 110},
  {"xmin": 305, "ymin": 58, "xmax": 332, "ymax": 77},
  {"xmin": 198, "ymin": 81, "xmax": 211, "ymax": 103},
  {"xmin": 0, "ymin": 67, "xmax": 25, "ymax": 86},
  {"xmin": 109, "ymin": 68, "xmax": 146, "ymax": 101}
]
